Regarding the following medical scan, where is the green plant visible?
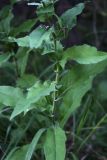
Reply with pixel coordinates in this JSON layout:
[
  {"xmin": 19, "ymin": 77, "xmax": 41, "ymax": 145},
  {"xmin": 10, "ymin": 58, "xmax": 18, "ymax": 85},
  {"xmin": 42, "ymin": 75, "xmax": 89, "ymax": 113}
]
[{"xmin": 0, "ymin": 0, "xmax": 107, "ymax": 159}]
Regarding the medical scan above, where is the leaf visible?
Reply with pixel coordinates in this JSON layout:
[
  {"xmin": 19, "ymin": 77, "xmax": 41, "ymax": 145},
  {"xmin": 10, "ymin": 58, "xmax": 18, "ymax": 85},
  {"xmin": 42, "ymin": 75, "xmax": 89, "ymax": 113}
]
[
  {"xmin": 10, "ymin": 81, "xmax": 55, "ymax": 119},
  {"xmin": 27, "ymin": 81, "xmax": 55, "ymax": 100},
  {"xmin": 42, "ymin": 40, "xmax": 63, "ymax": 55},
  {"xmin": 0, "ymin": 54, "xmax": 11, "ymax": 66},
  {"xmin": 10, "ymin": 98, "xmax": 30, "ymax": 120},
  {"xmin": 61, "ymin": 3, "xmax": 84, "ymax": 29},
  {"xmin": 0, "ymin": 86, "xmax": 24, "ymax": 106},
  {"xmin": 36, "ymin": 1, "xmax": 55, "ymax": 22},
  {"xmin": 16, "ymin": 48, "xmax": 30, "ymax": 76},
  {"xmin": 16, "ymin": 74, "xmax": 37, "ymax": 88},
  {"xmin": 25, "ymin": 128, "xmax": 46, "ymax": 160},
  {"xmin": 4, "ymin": 145, "xmax": 29, "ymax": 160},
  {"xmin": 60, "ymin": 60, "xmax": 107, "ymax": 127},
  {"xmin": 60, "ymin": 44, "xmax": 107, "ymax": 68},
  {"xmin": 9, "ymin": 26, "xmax": 53, "ymax": 50},
  {"xmin": 0, "ymin": 5, "xmax": 10, "ymax": 19},
  {"xmin": 0, "ymin": 9, "xmax": 13, "ymax": 34},
  {"xmin": 44, "ymin": 125, "xmax": 66, "ymax": 160},
  {"xmin": 10, "ymin": 19, "xmax": 37, "ymax": 36}
]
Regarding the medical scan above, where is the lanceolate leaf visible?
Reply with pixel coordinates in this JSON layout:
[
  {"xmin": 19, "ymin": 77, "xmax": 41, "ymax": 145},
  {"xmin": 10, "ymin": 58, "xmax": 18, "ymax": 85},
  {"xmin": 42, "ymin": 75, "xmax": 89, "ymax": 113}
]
[
  {"xmin": 60, "ymin": 44, "xmax": 107, "ymax": 68},
  {"xmin": 10, "ymin": 81, "xmax": 55, "ymax": 119},
  {"xmin": 60, "ymin": 60, "xmax": 107, "ymax": 127},
  {"xmin": 25, "ymin": 128, "xmax": 46, "ymax": 160},
  {"xmin": 61, "ymin": 3, "xmax": 84, "ymax": 29},
  {"xmin": 44, "ymin": 125, "xmax": 66, "ymax": 160},
  {"xmin": 0, "ymin": 86, "xmax": 24, "ymax": 106}
]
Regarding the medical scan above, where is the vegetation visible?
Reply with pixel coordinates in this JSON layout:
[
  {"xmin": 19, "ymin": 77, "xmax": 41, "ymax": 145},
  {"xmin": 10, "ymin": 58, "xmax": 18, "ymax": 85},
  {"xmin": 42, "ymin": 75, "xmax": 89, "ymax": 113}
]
[{"xmin": 0, "ymin": 0, "xmax": 107, "ymax": 159}]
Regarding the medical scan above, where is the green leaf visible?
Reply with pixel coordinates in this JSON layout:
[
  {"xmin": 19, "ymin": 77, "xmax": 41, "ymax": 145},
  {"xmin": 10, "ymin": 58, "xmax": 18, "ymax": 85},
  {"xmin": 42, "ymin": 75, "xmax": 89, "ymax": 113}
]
[
  {"xmin": 16, "ymin": 48, "xmax": 30, "ymax": 76},
  {"xmin": 44, "ymin": 125, "xmax": 66, "ymax": 160},
  {"xmin": 9, "ymin": 26, "xmax": 53, "ymax": 50},
  {"xmin": 42, "ymin": 40, "xmax": 63, "ymax": 55},
  {"xmin": 0, "ymin": 5, "xmax": 11, "ymax": 19},
  {"xmin": 0, "ymin": 53, "xmax": 11, "ymax": 66},
  {"xmin": 27, "ymin": 81, "xmax": 55, "ymax": 100},
  {"xmin": 61, "ymin": 3, "xmax": 84, "ymax": 29},
  {"xmin": 4, "ymin": 145, "xmax": 29, "ymax": 160},
  {"xmin": 0, "ymin": 9, "xmax": 13, "ymax": 34},
  {"xmin": 0, "ymin": 86, "xmax": 24, "ymax": 106},
  {"xmin": 10, "ymin": 81, "xmax": 55, "ymax": 119},
  {"xmin": 16, "ymin": 74, "xmax": 37, "ymax": 88},
  {"xmin": 10, "ymin": 19, "xmax": 37, "ymax": 36},
  {"xmin": 60, "ymin": 44, "xmax": 107, "ymax": 68},
  {"xmin": 36, "ymin": 1, "xmax": 55, "ymax": 22},
  {"xmin": 60, "ymin": 60, "xmax": 107, "ymax": 127},
  {"xmin": 25, "ymin": 128, "xmax": 46, "ymax": 160}
]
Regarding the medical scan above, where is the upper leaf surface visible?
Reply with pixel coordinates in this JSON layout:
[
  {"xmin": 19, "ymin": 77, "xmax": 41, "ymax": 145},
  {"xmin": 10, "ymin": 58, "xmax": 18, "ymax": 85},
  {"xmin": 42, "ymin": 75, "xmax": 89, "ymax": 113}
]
[
  {"xmin": 44, "ymin": 125, "xmax": 66, "ymax": 160},
  {"xmin": 9, "ymin": 26, "xmax": 53, "ymax": 50},
  {"xmin": 27, "ymin": 81, "xmax": 55, "ymax": 101},
  {"xmin": 0, "ymin": 86, "xmax": 24, "ymax": 106},
  {"xmin": 60, "ymin": 60, "xmax": 107, "ymax": 127},
  {"xmin": 60, "ymin": 44, "xmax": 107, "ymax": 68},
  {"xmin": 10, "ymin": 19, "xmax": 36, "ymax": 36},
  {"xmin": 10, "ymin": 81, "xmax": 55, "ymax": 119},
  {"xmin": 16, "ymin": 74, "xmax": 37, "ymax": 88},
  {"xmin": 61, "ymin": 3, "xmax": 84, "ymax": 29}
]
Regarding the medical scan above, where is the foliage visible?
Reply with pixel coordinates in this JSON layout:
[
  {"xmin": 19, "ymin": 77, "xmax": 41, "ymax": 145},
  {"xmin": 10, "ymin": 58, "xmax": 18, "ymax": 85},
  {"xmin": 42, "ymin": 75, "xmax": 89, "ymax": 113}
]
[{"xmin": 0, "ymin": 0, "xmax": 107, "ymax": 159}]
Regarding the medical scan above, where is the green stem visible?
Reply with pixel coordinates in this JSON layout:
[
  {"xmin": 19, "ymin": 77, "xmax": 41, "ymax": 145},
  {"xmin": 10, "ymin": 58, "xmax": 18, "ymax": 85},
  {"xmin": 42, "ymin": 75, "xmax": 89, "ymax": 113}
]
[
  {"xmin": 52, "ymin": 33, "xmax": 60, "ymax": 123},
  {"xmin": 53, "ymin": 65, "xmax": 59, "ymax": 107}
]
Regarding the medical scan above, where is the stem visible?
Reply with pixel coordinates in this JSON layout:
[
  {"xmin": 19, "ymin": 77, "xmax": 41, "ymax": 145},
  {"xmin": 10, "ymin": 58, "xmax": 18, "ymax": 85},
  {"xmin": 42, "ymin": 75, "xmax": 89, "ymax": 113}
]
[
  {"xmin": 53, "ymin": 65, "xmax": 59, "ymax": 108},
  {"xmin": 52, "ymin": 64, "xmax": 59, "ymax": 122},
  {"xmin": 52, "ymin": 33, "xmax": 60, "ymax": 123}
]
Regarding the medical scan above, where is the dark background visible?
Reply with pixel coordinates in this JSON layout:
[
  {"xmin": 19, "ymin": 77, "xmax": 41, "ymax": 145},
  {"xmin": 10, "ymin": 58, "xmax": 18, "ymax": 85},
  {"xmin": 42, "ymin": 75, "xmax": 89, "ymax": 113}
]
[{"xmin": 1, "ymin": 0, "xmax": 107, "ymax": 50}]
